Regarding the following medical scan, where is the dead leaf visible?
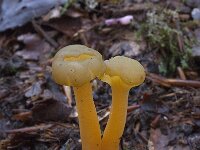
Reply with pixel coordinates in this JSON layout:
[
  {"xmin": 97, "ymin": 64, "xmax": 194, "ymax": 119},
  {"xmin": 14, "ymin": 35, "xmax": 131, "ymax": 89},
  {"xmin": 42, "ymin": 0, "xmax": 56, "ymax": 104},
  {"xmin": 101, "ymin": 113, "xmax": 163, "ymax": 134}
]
[
  {"xmin": 44, "ymin": 16, "xmax": 82, "ymax": 37},
  {"xmin": 150, "ymin": 128, "xmax": 169, "ymax": 150},
  {"xmin": 15, "ymin": 50, "xmax": 40, "ymax": 61},
  {"xmin": 25, "ymin": 82, "xmax": 42, "ymax": 98},
  {"xmin": 42, "ymin": 7, "xmax": 62, "ymax": 21},
  {"xmin": 31, "ymin": 99, "xmax": 72, "ymax": 122},
  {"xmin": 0, "ymin": 0, "xmax": 68, "ymax": 31},
  {"xmin": 188, "ymin": 134, "xmax": 200, "ymax": 150},
  {"xmin": 16, "ymin": 33, "xmax": 52, "ymax": 61}
]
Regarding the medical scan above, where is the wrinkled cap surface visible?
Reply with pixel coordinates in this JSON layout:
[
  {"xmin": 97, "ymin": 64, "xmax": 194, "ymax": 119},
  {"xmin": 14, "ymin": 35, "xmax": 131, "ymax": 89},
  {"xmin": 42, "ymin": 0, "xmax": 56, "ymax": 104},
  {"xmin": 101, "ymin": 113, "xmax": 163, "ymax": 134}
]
[
  {"xmin": 103, "ymin": 56, "xmax": 145, "ymax": 87},
  {"xmin": 52, "ymin": 45, "xmax": 105, "ymax": 87}
]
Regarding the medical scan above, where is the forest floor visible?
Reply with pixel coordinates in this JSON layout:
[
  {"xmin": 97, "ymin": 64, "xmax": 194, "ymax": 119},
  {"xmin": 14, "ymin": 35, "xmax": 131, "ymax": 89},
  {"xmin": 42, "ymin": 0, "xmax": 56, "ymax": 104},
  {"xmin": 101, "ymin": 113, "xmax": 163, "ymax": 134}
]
[{"xmin": 0, "ymin": 0, "xmax": 200, "ymax": 149}]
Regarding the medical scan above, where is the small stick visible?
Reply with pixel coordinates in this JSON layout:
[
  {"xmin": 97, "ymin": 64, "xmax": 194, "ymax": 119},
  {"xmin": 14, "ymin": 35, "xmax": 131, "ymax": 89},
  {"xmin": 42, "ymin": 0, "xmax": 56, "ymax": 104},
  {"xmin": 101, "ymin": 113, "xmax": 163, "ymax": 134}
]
[
  {"xmin": 109, "ymin": 3, "xmax": 152, "ymax": 15},
  {"xmin": 148, "ymin": 73, "xmax": 200, "ymax": 88},
  {"xmin": 146, "ymin": 74, "xmax": 171, "ymax": 87},
  {"xmin": 127, "ymin": 104, "xmax": 140, "ymax": 113},
  {"xmin": 100, "ymin": 104, "xmax": 140, "ymax": 122},
  {"xmin": 166, "ymin": 79, "xmax": 200, "ymax": 88},
  {"xmin": 175, "ymin": 18, "xmax": 184, "ymax": 52},
  {"xmin": 150, "ymin": 114, "xmax": 161, "ymax": 128},
  {"xmin": 137, "ymin": 132, "xmax": 148, "ymax": 145},
  {"xmin": 177, "ymin": 67, "xmax": 186, "ymax": 80},
  {"xmin": 79, "ymin": 32, "xmax": 88, "ymax": 46},
  {"xmin": 4, "ymin": 124, "xmax": 53, "ymax": 133},
  {"xmin": 32, "ymin": 20, "xmax": 58, "ymax": 48},
  {"xmin": 63, "ymin": 85, "xmax": 73, "ymax": 107},
  {"xmin": 159, "ymin": 93, "xmax": 176, "ymax": 99},
  {"xmin": 12, "ymin": 111, "xmax": 32, "ymax": 121}
]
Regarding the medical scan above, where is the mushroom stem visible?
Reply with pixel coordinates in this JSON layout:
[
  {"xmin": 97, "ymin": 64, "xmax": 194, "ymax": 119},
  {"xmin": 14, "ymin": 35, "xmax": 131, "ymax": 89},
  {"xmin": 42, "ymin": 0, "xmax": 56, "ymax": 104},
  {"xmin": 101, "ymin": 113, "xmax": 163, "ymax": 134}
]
[
  {"xmin": 101, "ymin": 77, "xmax": 130, "ymax": 150},
  {"xmin": 73, "ymin": 82, "xmax": 101, "ymax": 150}
]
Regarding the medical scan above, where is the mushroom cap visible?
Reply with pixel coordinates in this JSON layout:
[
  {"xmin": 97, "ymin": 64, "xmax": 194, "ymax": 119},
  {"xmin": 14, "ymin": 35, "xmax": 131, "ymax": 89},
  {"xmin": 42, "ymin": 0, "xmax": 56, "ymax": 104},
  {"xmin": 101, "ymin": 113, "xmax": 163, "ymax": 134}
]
[
  {"xmin": 102, "ymin": 56, "xmax": 145, "ymax": 87},
  {"xmin": 52, "ymin": 45, "xmax": 105, "ymax": 87}
]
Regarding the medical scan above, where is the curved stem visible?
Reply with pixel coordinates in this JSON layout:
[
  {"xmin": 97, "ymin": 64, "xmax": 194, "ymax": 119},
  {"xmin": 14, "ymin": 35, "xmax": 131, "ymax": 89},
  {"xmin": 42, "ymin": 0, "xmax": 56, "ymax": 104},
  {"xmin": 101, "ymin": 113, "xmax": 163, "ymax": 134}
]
[
  {"xmin": 73, "ymin": 82, "xmax": 101, "ymax": 150},
  {"xmin": 101, "ymin": 79, "xmax": 130, "ymax": 150}
]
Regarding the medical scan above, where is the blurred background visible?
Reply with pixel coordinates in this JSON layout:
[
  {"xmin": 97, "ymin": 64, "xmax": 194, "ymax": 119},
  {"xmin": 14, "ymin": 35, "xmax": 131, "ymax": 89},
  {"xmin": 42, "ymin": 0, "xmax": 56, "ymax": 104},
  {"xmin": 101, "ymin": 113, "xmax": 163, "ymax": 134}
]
[{"xmin": 0, "ymin": 0, "xmax": 200, "ymax": 149}]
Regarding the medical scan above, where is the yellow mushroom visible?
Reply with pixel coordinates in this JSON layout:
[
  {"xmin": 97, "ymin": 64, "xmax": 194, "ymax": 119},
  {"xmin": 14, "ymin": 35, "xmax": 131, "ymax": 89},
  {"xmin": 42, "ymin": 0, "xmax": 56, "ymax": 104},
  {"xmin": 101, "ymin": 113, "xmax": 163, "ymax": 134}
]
[
  {"xmin": 52, "ymin": 45, "xmax": 105, "ymax": 150},
  {"xmin": 100, "ymin": 56, "xmax": 145, "ymax": 150}
]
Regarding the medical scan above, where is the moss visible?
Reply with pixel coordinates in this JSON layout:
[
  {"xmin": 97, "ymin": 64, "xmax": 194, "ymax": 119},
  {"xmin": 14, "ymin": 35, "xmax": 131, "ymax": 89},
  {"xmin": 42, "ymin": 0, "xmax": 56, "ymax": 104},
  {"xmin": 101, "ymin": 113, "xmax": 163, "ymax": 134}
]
[
  {"xmin": 137, "ymin": 9, "xmax": 194, "ymax": 75},
  {"xmin": 61, "ymin": 0, "xmax": 77, "ymax": 15}
]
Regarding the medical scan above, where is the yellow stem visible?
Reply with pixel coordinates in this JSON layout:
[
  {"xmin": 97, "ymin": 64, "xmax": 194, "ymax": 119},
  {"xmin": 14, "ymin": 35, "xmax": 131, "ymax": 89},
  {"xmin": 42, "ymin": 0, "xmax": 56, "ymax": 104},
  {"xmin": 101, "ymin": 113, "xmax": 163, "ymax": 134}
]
[
  {"xmin": 101, "ymin": 78, "xmax": 130, "ymax": 150},
  {"xmin": 73, "ymin": 82, "xmax": 101, "ymax": 150}
]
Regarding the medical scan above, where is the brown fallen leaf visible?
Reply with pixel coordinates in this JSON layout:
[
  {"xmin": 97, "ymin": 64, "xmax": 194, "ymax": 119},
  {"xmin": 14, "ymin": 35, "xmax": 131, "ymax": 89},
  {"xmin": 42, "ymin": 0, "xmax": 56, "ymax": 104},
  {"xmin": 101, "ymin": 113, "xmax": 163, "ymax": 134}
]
[
  {"xmin": 44, "ymin": 16, "xmax": 82, "ymax": 37},
  {"xmin": 31, "ymin": 99, "xmax": 72, "ymax": 122},
  {"xmin": 12, "ymin": 111, "xmax": 32, "ymax": 122},
  {"xmin": 16, "ymin": 33, "xmax": 52, "ymax": 61},
  {"xmin": 150, "ymin": 128, "xmax": 169, "ymax": 150},
  {"xmin": 150, "ymin": 128, "xmax": 190, "ymax": 150},
  {"xmin": 0, "ymin": 139, "xmax": 10, "ymax": 150},
  {"xmin": 15, "ymin": 50, "xmax": 40, "ymax": 61}
]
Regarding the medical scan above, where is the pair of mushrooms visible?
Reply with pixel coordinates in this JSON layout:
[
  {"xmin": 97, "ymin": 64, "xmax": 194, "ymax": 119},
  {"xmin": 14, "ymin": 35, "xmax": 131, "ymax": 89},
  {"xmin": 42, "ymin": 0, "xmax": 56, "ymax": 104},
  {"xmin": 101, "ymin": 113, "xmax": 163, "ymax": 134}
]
[{"xmin": 52, "ymin": 45, "xmax": 145, "ymax": 150}]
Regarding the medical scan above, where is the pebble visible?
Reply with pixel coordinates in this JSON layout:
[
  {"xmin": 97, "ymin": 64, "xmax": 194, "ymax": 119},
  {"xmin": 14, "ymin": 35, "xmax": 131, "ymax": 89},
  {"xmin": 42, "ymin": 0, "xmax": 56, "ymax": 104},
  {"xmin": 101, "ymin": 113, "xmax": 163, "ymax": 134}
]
[
  {"xmin": 192, "ymin": 8, "xmax": 200, "ymax": 20},
  {"xmin": 192, "ymin": 46, "xmax": 200, "ymax": 57},
  {"xmin": 108, "ymin": 41, "xmax": 141, "ymax": 58}
]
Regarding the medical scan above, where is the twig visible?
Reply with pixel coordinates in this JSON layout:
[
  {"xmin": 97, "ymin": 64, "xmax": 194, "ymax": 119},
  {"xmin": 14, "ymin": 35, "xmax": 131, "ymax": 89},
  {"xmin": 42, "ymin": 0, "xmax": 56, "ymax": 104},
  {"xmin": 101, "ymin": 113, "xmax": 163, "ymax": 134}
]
[
  {"xmin": 146, "ymin": 73, "xmax": 171, "ymax": 87},
  {"xmin": 4, "ymin": 124, "xmax": 53, "ymax": 133},
  {"xmin": 174, "ymin": 12, "xmax": 184, "ymax": 53},
  {"xmin": 99, "ymin": 111, "xmax": 110, "ymax": 122},
  {"xmin": 177, "ymin": 67, "xmax": 186, "ymax": 80},
  {"xmin": 12, "ymin": 111, "xmax": 32, "ymax": 121},
  {"xmin": 127, "ymin": 104, "xmax": 140, "ymax": 113},
  {"xmin": 150, "ymin": 114, "xmax": 161, "ymax": 128},
  {"xmin": 109, "ymin": 3, "xmax": 152, "ymax": 15},
  {"xmin": 137, "ymin": 132, "xmax": 148, "ymax": 145},
  {"xmin": 148, "ymin": 73, "xmax": 200, "ymax": 88},
  {"xmin": 63, "ymin": 85, "xmax": 73, "ymax": 107},
  {"xmin": 166, "ymin": 79, "xmax": 200, "ymax": 88},
  {"xmin": 99, "ymin": 104, "xmax": 140, "ymax": 122},
  {"xmin": 79, "ymin": 32, "xmax": 88, "ymax": 46},
  {"xmin": 32, "ymin": 20, "xmax": 58, "ymax": 48},
  {"xmin": 159, "ymin": 93, "xmax": 176, "ymax": 99}
]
